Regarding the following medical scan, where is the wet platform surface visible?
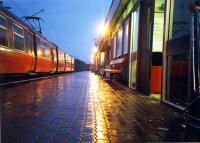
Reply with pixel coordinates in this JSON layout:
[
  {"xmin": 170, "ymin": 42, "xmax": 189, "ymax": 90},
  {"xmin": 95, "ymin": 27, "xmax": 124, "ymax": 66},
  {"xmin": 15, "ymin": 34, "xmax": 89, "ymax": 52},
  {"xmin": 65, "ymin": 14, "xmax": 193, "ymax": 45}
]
[{"xmin": 1, "ymin": 71, "xmax": 200, "ymax": 143}]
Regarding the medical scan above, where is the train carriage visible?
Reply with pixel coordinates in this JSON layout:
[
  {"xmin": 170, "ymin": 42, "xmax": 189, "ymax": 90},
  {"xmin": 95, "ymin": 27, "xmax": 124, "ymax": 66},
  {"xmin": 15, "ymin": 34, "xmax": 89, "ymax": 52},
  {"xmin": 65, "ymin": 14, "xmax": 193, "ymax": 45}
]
[
  {"xmin": 0, "ymin": 12, "xmax": 35, "ymax": 74},
  {"xmin": 0, "ymin": 6, "xmax": 74, "ymax": 81},
  {"xmin": 34, "ymin": 37, "xmax": 57, "ymax": 73}
]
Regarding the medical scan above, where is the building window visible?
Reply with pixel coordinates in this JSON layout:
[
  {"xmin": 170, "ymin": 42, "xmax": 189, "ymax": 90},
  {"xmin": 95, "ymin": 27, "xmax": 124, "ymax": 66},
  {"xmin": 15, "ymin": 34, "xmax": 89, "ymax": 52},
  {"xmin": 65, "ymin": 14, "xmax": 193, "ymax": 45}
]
[
  {"xmin": 13, "ymin": 24, "xmax": 24, "ymax": 51},
  {"xmin": 100, "ymin": 52, "xmax": 105, "ymax": 66},
  {"xmin": 123, "ymin": 18, "xmax": 129, "ymax": 54},
  {"xmin": 0, "ymin": 15, "xmax": 8, "ymax": 47},
  {"xmin": 117, "ymin": 27, "xmax": 123, "ymax": 57},
  {"xmin": 113, "ymin": 35, "xmax": 117, "ymax": 58},
  {"xmin": 169, "ymin": 0, "xmax": 193, "ymax": 40}
]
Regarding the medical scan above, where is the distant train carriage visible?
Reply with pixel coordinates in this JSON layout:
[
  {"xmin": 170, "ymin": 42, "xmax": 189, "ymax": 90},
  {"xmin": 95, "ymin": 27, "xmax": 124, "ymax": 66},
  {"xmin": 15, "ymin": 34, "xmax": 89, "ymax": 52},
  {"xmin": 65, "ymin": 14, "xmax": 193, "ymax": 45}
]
[{"xmin": 0, "ymin": 6, "xmax": 74, "ymax": 79}]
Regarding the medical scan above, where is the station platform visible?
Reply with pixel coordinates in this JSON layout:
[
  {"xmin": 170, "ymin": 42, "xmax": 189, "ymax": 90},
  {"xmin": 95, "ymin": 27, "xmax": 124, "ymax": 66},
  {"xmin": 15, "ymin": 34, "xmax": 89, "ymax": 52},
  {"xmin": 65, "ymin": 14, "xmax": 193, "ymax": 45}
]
[{"xmin": 1, "ymin": 71, "xmax": 199, "ymax": 143}]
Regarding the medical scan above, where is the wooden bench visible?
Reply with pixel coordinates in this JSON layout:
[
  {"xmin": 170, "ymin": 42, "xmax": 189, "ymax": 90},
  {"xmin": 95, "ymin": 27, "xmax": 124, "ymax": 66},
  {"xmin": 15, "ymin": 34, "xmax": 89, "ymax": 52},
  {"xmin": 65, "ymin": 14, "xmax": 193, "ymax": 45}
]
[{"xmin": 101, "ymin": 58, "xmax": 125, "ymax": 80}]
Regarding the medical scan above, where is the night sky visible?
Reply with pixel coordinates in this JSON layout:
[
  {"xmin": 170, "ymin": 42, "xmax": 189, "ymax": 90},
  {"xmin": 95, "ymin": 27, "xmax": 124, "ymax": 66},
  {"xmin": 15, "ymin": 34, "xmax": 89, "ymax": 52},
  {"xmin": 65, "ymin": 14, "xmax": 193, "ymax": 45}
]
[{"xmin": 3, "ymin": 0, "xmax": 112, "ymax": 63}]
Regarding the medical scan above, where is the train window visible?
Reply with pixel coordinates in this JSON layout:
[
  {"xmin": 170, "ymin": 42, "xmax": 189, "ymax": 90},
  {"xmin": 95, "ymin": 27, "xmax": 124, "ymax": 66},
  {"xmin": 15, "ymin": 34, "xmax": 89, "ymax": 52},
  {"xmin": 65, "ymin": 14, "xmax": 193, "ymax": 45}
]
[
  {"xmin": 59, "ymin": 51, "xmax": 65, "ymax": 63},
  {"xmin": 13, "ymin": 24, "xmax": 24, "ymax": 51},
  {"xmin": 25, "ymin": 33, "xmax": 34, "ymax": 55},
  {"xmin": 0, "ymin": 15, "xmax": 8, "ymax": 47},
  {"xmin": 13, "ymin": 24, "xmax": 24, "ymax": 36},
  {"xmin": 45, "ymin": 44, "xmax": 51, "ymax": 59},
  {"xmin": 39, "ymin": 39, "xmax": 47, "ymax": 58},
  {"xmin": 0, "ymin": 15, "xmax": 7, "ymax": 27}
]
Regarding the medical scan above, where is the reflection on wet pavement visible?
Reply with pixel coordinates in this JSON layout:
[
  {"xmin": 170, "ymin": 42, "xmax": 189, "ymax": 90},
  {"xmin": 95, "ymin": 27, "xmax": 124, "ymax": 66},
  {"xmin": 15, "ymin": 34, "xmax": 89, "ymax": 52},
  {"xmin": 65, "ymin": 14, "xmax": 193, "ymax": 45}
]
[{"xmin": 1, "ymin": 71, "xmax": 200, "ymax": 143}]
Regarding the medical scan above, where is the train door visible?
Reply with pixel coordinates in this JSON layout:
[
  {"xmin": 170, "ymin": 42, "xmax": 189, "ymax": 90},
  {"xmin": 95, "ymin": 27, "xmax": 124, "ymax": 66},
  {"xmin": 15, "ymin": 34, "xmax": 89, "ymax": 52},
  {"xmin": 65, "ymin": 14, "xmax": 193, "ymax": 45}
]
[{"xmin": 51, "ymin": 48, "xmax": 57, "ymax": 72}]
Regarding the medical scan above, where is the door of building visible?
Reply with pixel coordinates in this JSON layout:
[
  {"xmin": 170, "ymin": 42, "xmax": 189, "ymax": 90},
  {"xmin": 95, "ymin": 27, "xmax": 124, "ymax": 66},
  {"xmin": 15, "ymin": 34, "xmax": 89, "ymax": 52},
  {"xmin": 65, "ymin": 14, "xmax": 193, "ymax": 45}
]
[{"xmin": 163, "ymin": 0, "xmax": 194, "ymax": 108}]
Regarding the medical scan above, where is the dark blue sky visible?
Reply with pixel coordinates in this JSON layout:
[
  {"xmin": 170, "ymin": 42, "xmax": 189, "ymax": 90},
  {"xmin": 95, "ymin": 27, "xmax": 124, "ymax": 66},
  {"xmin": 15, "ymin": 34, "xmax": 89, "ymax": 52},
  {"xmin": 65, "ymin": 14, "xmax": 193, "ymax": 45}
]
[{"xmin": 3, "ymin": 0, "xmax": 112, "ymax": 63}]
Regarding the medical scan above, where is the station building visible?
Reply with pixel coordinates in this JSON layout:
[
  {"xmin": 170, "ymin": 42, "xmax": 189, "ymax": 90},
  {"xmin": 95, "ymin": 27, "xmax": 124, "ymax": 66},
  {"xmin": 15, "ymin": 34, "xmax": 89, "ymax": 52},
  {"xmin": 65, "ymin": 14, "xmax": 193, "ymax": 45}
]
[{"xmin": 93, "ymin": 0, "xmax": 199, "ymax": 110}]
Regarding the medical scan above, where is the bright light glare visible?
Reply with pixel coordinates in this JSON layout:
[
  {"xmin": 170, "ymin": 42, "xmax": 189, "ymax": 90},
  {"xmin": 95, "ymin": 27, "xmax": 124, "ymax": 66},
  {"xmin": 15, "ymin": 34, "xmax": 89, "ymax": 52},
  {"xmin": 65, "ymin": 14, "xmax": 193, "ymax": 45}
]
[
  {"xmin": 97, "ymin": 22, "xmax": 107, "ymax": 36},
  {"xmin": 91, "ymin": 54, "xmax": 94, "ymax": 60},
  {"xmin": 93, "ymin": 46, "xmax": 98, "ymax": 53}
]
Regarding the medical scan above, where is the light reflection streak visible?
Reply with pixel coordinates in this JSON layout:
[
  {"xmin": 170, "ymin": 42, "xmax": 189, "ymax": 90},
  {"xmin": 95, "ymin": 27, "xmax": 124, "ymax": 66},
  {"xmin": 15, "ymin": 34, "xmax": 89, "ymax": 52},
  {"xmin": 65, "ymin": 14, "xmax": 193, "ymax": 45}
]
[{"xmin": 89, "ymin": 73, "xmax": 108, "ymax": 141}]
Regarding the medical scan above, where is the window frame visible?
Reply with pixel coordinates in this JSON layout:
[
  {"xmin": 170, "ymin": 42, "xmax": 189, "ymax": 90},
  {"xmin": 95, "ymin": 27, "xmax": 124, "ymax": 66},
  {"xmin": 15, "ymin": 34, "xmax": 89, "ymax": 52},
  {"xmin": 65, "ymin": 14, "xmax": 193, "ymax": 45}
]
[
  {"xmin": 122, "ymin": 17, "xmax": 130, "ymax": 54},
  {"xmin": 0, "ymin": 14, "xmax": 8, "ymax": 48},
  {"xmin": 13, "ymin": 23, "xmax": 25, "ymax": 52},
  {"xmin": 116, "ymin": 26, "xmax": 123, "ymax": 57},
  {"xmin": 112, "ymin": 34, "xmax": 117, "ymax": 58},
  {"xmin": 168, "ymin": 0, "xmax": 193, "ymax": 40}
]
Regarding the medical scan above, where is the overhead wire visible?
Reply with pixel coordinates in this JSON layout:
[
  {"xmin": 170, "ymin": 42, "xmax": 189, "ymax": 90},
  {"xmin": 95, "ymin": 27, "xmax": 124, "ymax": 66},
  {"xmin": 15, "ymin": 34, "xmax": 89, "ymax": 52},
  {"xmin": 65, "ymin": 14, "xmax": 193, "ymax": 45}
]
[{"xmin": 30, "ymin": 0, "xmax": 63, "ymax": 46}]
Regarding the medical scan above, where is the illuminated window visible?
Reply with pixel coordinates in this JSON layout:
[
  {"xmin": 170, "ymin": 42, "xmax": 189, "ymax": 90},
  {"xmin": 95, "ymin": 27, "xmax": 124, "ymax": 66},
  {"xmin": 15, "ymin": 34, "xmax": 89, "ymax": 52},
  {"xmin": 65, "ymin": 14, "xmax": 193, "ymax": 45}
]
[
  {"xmin": 116, "ymin": 27, "xmax": 123, "ymax": 57},
  {"xmin": 123, "ymin": 18, "xmax": 129, "ymax": 54},
  {"xmin": 0, "ymin": 15, "xmax": 8, "ymax": 47},
  {"xmin": 13, "ymin": 24, "xmax": 24, "ymax": 51},
  {"xmin": 100, "ymin": 52, "xmax": 105, "ymax": 65}
]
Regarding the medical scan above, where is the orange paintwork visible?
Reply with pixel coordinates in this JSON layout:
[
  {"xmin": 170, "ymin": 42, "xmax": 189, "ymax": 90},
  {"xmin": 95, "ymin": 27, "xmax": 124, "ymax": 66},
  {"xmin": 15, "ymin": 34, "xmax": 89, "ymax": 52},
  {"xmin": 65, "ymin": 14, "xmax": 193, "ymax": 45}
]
[
  {"xmin": 151, "ymin": 66, "xmax": 162, "ymax": 94},
  {"xmin": 0, "ymin": 49, "xmax": 34, "ymax": 74},
  {"xmin": 65, "ymin": 63, "xmax": 72, "ymax": 72},
  {"xmin": 35, "ymin": 57, "xmax": 56, "ymax": 73},
  {"xmin": 57, "ymin": 62, "xmax": 65, "ymax": 72}
]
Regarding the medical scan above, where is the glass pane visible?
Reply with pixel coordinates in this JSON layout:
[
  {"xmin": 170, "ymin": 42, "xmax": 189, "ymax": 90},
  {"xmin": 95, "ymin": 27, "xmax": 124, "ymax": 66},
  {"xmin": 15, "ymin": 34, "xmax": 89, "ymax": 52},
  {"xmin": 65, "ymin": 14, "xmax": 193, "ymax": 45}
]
[
  {"xmin": 152, "ymin": 0, "xmax": 165, "ymax": 52},
  {"xmin": 113, "ymin": 35, "xmax": 116, "ymax": 58},
  {"xmin": 0, "ymin": 16, "xmax": 6, "ymax": 28},
  {"xmin": 25, "ymin": 33, "xmax": 34, "ymax": 54},
  {"xmin": 167, "ymin": 53, "xmax": 189, "ymax": 106},
  {"xmin": 130, "ymin": 8, "xmax": 139, "ymax": 89},
  {"xmin": 170, "ymin": 0, "xmax": 193, "ymax": 40},
  {"xmin": 13, "ymin": 24, "xmax": 24, "ymax": 36},
  {"xmin": 123, "ymin": 18, "xmax": 129, "ymax": 54},
  {"xmin": 14, "ymin": 35, "xmax": 24, "ymax": 51},
  {"xmin": 193, "ymin": 9, "xmax": 200, "ymax": 92},
  {"xmin": 0, "ymin": 28, "xmax": 8, "ymax": 47},
  {"xmin": 117, "ymin": 27, "xmax": 123, "ymax": 57},
  {"xmin": 40, "ymin": 40, "xmax": 45, "ymax": 48}
]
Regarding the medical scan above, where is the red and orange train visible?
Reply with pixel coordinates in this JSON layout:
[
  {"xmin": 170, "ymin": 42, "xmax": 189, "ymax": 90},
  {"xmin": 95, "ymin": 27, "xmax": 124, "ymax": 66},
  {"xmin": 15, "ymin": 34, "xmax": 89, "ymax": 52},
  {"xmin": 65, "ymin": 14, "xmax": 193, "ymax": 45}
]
[{"xmin": 0, "ymin": 6, "xmax": 74, "ymax": 81}]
